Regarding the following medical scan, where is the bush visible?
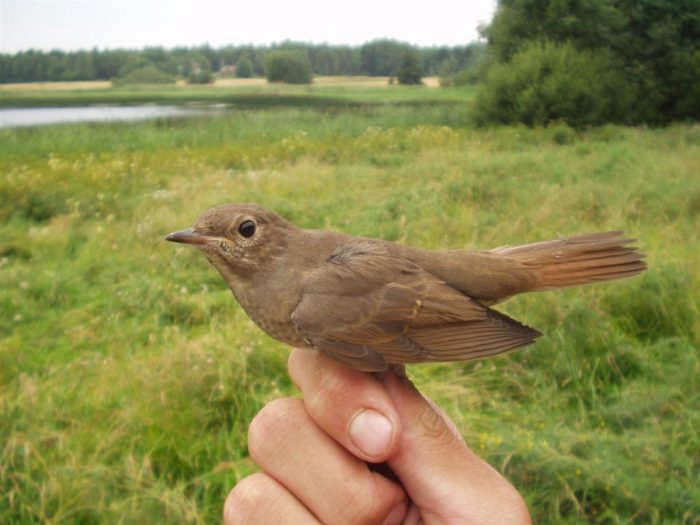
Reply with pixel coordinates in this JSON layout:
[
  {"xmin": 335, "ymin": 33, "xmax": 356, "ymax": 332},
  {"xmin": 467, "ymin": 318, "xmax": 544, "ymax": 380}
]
[
  {"xmin": 441, "ymin": 67, "xmax": 481, "ymax": 87},
  {"xmin": 265, "ymin": 51, "xmax": 313, "ymax": 84},
  {"xmin": 475, "ymin": 41, "xmax": 633, "ymax": 128},
  {"xmin": 439, "ymin": 51, "xmax": 487, "ymax": 88},
  {"xmin": 113, "ymin": 65, "xmax": 176, "ymax": 85},
  {"xmin": 187, "ymin": 68, "xmax": 212, "ymax": 84},
  {"xmin": 483, "ymin": 0, "xmax": 700, "ymax": 124},
  {"xmin": 115, "ymin": 57, "xmax": 155, "ymax": 79},
  {"xmin": 236, "ymin": 56, "xmax": 253, "ymax": 78},
  {"xmin": 397, "ymin": 51, "xmax": 423, "ymax": 85},
  {"xmin": 186, "ymin": 55, "xmax": 213, "ymax": 84}
]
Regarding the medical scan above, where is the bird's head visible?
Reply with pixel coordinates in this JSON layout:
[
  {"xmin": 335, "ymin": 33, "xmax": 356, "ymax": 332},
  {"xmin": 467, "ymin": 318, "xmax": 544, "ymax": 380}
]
[{"xmin": 165, "ymin": 203, "xmax": 295, "ymax": 277}]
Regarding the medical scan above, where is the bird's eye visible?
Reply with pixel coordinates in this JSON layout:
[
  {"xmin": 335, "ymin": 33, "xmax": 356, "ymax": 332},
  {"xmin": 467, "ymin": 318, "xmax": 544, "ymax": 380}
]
[{"xmin": 238, "ymin": 220, "xmax": 256, "ymax": 238}]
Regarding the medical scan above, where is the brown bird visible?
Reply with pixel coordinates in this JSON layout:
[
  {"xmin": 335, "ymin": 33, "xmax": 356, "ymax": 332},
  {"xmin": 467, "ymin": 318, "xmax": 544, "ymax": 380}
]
[{"xmin": 165, "ymin": 203, "xmax": 646, "ymax": 372}]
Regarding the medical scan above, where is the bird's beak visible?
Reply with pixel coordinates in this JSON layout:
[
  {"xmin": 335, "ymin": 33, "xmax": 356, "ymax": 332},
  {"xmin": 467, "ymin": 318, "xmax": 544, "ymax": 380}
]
[{"xmin": 165, "ymin": 228, "xmax": 214, "ymax": 246}]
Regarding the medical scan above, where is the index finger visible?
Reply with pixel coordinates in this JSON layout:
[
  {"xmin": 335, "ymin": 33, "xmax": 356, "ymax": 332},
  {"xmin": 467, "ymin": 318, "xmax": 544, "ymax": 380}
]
[{"xmin": 288, "ymin": 348, "xmax": 402, "ymax": 462}]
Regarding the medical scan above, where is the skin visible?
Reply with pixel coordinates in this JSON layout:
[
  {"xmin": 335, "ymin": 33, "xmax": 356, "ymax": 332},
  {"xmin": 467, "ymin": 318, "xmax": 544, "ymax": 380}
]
[{"xmin": 223, "ymin": 349, "xmax": 531, "ymax": 525}]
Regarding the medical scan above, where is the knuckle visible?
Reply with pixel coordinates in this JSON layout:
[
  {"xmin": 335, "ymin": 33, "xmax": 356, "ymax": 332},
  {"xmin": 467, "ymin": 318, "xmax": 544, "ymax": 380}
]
[
  {"xmin": 315, "ymin": 366, "xmax": 346, "ymax": 397},
  {"xmin": 287, "ymin": 348, "xmax": 304, "ymax": 381},
  {"xmin": 248, "ymin": 398, "xmax": 304, "ymax": 461},
  {"xmin": 223, "ymin": 473, "xmax": 274, "ymax": 525},
  {"xmin": 338, "ymin": 482, "xmax": 380, "ymax": 525},
  {"xmin": 500, "ymin": 486, "xmax": 532, "ymax": 525},
  {"xmin": 337, "ymin": 476, "xmax": 399, "ymax": 525},
  {"xmin": 416, "ymin": 403, "xmax": 455, "ymax": 448},
  {"xmin": 307, "ymin": 370, "xmax": 346, "ymax": 412},
  {"xmin": 467, "ymin": 479, "xmax": 531, "ymax": 525},
  {"xmin": 307, "ymin": 366, "xmax": 367, "ymax": 418}
]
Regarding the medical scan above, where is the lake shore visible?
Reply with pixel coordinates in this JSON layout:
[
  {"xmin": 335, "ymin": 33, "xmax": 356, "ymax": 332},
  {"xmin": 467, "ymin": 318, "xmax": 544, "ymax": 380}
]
[{"xmin": 0, "ymin": 76, "xmax": 445, "ymax": 108}]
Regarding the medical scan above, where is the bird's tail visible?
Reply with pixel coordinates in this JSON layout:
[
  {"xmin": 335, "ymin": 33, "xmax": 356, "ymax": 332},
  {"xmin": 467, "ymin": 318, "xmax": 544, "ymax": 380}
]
[{"xmin": 491, "ymin": 231, "xmax": 647, "ymax": 292}]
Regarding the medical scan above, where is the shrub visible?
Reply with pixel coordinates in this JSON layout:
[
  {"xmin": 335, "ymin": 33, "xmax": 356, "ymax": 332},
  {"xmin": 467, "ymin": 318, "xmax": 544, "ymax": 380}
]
[
  {"xmin": 397, "ymin": 51, "xmax": 423, "ymax": 85},
  {"xmin": 475, "ymin": 41, "xmax": 633, "ymax": 128},
  {"xmin": 186, "ymin": 55, "xmax": 213, "ymax": 84},
  {"xmin": 116, "ymin": 57, "xmax": 155, "ymax": 78},
  {"xmin": 187, "ymin": 68, "xmax": 212, "ymax": 84},
  {"xmin": 113, "ymin": 65, "xmax": 176, "ymax": 85},
  {"xmin": 483, "ymin": 0, "xmax": 700, "ymax": 124},
  {"xmin": 441, "ymin": 67, "xmax": 481, "ymax": 88},
  {"xmin": 439, "ymin": 52, "xmax": 486, "ymax": 88},
  {"xmin": 236, "ymin": 56, "xmax": 253, "ymax": 78},
  {"xmin": 265, "ymin": 51, "xmax": 313, "ymax": 84}
]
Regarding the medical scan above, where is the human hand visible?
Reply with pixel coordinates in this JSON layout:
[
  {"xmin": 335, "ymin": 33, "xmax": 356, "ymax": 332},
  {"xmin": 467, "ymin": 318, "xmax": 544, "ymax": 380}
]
[{"xmin": 224, "ymin": 349, "xmax": 531, "ymax": 524}]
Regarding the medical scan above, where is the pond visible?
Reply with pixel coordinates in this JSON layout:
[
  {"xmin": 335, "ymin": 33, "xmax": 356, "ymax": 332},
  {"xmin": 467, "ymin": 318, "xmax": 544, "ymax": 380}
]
[{"xmin": 0, "ymin": 105, "xmax": 209, "ymax": 129}]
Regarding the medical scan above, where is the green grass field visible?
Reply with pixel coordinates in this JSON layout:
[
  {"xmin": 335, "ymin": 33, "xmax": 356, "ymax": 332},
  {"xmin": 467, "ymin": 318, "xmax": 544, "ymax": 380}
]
[
  {"xmin": 1, "ymin": 85, "xmax": 699, "ymax": 524},
  {"xmin": 0, "ymin": 80, "xmax": 468, "ymax": 108}
]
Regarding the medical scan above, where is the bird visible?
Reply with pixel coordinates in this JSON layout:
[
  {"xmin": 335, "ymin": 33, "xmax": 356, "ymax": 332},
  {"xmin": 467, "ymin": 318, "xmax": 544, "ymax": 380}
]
[{"xmin": 165, "ymin": 203, "xmax": 646, "ymax": 372}]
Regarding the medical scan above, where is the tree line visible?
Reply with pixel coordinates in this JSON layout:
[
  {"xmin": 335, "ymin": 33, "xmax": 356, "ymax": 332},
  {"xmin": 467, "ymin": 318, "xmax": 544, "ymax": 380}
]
[{"xmin": 0, "ymin": 40, "xmax": 485, "ymax": 84}]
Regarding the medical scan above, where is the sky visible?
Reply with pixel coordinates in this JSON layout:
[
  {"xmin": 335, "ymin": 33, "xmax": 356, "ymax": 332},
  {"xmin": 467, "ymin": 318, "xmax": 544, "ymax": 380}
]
[{"xmin": 1, "ymin": 0, "xmax": 497, "ymax": 53}]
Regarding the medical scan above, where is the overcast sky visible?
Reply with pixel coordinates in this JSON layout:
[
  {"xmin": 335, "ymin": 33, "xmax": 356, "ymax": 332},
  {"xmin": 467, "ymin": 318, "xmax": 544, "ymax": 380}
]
[{"xmin": 1, "ymin": 0, "xmax": 497, "ymax": 53}]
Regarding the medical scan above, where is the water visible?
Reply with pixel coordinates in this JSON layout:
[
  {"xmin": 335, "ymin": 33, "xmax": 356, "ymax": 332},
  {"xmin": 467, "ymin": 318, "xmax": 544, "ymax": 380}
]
[{"xmin": 0, "ymin": 105, "xmax": 208, "ymax": 129}]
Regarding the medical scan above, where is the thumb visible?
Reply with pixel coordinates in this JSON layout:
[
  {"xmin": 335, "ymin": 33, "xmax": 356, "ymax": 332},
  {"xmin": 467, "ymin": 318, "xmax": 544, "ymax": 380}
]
[{"xmin": 382, "ymin": 372, "xmax": 530, "ymax": 525}]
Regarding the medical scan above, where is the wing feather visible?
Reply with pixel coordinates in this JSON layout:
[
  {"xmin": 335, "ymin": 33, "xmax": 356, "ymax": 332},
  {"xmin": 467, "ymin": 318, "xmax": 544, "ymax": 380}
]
[{"xmin": 292, "ymin": 240, "xmax": 541, "ymax": 371}]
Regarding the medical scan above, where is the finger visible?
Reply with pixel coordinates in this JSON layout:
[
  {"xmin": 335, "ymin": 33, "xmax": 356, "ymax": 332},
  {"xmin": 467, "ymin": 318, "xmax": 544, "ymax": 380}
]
[
  {"xmin": 224, "ymin": 472, "xmax": 320, "ymax": 525},
  {"xmin": 382, "ymin": 372, "xmax": 531, "ymax": 525},
  {"xmin": 288, "ymin": 348, "xmax": 401, "ymax": 462},
  {"xmin": 248, "ymin": 397, "xmax": 408, "ymax": 525}
]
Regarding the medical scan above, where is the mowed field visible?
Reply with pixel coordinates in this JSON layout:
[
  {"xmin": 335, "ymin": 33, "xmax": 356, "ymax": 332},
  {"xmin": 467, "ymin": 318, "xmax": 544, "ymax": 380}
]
[
  {"xmin": 0, "ymin": 82, "xmax": 699, "ymax": 524},
  {"xmin": 0, "ymin": 76, "xmax": 445, "ymax": 109},
  {"xmin": 0, "ymin": 76, "xmax": 440, "ymax": 92}
]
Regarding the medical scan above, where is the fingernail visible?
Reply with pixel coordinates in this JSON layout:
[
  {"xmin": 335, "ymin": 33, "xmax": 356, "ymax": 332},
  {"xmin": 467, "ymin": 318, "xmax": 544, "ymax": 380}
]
[{"xmin": 348, "ymin": 409, "xmax": 393, "ymax": 458}]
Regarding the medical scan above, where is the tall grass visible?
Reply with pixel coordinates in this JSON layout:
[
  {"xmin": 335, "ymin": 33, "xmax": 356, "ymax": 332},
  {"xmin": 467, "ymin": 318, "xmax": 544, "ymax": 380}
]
[{"xmin": 1, "ymin": 104, "xmax": 698, "ymax": 523}]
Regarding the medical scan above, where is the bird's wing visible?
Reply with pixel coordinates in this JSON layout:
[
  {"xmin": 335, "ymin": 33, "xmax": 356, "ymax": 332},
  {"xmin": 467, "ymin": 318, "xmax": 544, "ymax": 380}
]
[{"xmin": 291, "ymin": 240, "xmax": 541, "ymax": 371}]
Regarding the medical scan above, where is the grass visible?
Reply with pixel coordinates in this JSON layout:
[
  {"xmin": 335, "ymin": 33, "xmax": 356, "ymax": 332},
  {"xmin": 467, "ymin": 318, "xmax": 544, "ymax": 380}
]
[
  {"xmin": 0, "ymin": 76, "xmax": 437, "ymax": 92},
  {"xmin": 1, "ymin": 86, "xmax": 699, "ymax": 524},
  {"xmin": 0, "ymin": 76, "xmax": 459, "ymax": 108}
]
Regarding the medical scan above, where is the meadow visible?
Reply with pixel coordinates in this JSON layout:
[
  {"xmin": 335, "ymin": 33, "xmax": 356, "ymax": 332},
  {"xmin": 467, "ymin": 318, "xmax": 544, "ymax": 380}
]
[
  {"xmin": 0, "ymin": 83, "xmax": 699, "ymax": 524},
  {"xmin": 0, "ymin": 77, "xmax": 452, "ymax": 108}
]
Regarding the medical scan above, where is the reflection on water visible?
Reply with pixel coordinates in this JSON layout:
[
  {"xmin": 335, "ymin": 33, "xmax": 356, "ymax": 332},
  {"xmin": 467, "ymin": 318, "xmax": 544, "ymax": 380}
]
[{"xmin": 0, "ymin": 105, "xmax": 208, "ymax": 129}]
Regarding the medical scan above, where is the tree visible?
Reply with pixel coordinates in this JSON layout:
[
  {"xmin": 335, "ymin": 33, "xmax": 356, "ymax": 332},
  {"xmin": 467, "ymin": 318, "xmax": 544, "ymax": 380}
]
[
  {"xmin": 315, "ymin": 47, "xmax": 336, "ymax": 75},
  {"xmin": 265, "ymin": 50, "xmax": 313, "ymax": 84},
  {"xmin": 481, "ymin": 0, "xmax": 700, "ymax": 123},
  {"xmin": 485, "ymin": 0, "xmax": 627, "ymax": 62},
  {"xmin": 397, "ymin": 51, "xmax": 423, "ymax": 85},
  {"xmin": 236, "ymin": 55, "xmax": 253, "ymax": 78},
  {"xmin": 185, "ymin": 53, "xmax": 213, "ymax": 84},
  {"xmin": 475, "ymin": 41, "xmax": 632, "ymax": 127},
  {"xmin": 360, "ymin": 39, "xmax": 413, "ymax": 75},
  {"xmin": 0, "ymin": 41, "xmax": 495, "ymax": 85},
  {"xmin": 438, "ymin": 45, "xmax": 489, "ymax": 87}
]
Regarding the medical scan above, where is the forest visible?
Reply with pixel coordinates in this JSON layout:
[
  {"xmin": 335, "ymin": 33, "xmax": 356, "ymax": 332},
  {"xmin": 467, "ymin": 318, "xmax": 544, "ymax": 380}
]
[{"xmin": 0, "ymin": 40, "xmax": 485, "ymax": 84}]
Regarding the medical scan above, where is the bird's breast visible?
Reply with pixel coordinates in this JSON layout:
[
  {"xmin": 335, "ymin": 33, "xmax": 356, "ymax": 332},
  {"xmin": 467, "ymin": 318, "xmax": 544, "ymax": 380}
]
[{"xmin": 227, "ymin": 269, "xmax": 308, "ymax": 348}]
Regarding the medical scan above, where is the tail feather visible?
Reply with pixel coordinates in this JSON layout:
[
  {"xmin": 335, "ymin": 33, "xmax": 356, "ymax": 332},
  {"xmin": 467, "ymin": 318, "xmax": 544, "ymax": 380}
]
[{"xmin": 491, "ymin": 231, "xmax": 647, "ymax": 291}]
